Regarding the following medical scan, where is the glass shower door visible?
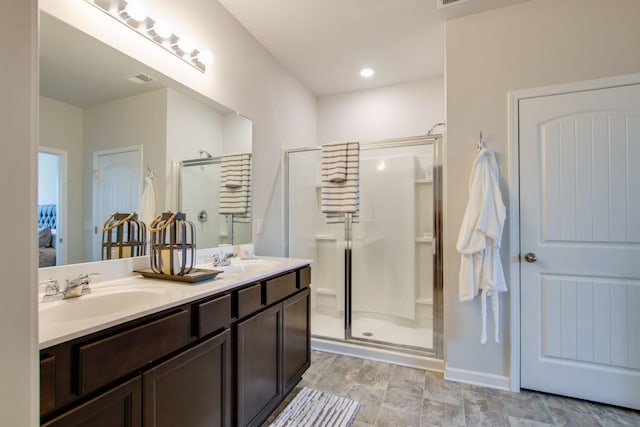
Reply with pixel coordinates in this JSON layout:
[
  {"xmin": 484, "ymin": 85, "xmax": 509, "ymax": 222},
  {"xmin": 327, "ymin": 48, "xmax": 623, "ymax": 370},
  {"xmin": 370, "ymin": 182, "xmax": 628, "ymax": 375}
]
[
  {"xmin": 287, "ymin": 149, "xmax": 345, "ymax": 340},
  {"xmin": 349, "ymin": 144, "xmax": 434, "ymax": 350},
  {"xmin": 286, "ymin": 138, "xmax": 440, "ymax": 354}
]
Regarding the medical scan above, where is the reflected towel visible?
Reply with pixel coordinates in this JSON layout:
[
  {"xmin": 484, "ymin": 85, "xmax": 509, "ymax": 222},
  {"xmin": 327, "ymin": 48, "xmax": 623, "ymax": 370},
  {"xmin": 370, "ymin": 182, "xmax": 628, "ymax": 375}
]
[
  {"xmin": 221, "ymin": 153, "xmax": 250, "ymax": 188},
  {"xmin": 219, "ymin": 153, "xmax": 251, "ymax": 218},
  {"xmin": 136, "ymin": 175, "xmax": 156, "ymax": 225}
]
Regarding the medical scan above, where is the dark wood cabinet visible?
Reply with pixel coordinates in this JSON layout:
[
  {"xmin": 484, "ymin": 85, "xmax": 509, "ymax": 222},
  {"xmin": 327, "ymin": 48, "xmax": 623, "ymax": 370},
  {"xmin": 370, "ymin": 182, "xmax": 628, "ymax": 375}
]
[
  {"xmin": 143, "ymin": 329, "xmax": 231, "ymax": 427},
  {"xmin": 40, "ymin": 265, "xmax": 310, "ymax": 427},
  {"xmin": 282, "ymin": 288, "xmax": 310, "ymax": 394},
  {"xmin": 236, "ymin": 303, "xmax": 283, "ymax": 427},
  {"xmin": 78, "ymin": 308, "xmax": 191, "ymax": 395},
  {"xmin": 42, "ymin": 376, "xmax": 141, "ymax": 427}
]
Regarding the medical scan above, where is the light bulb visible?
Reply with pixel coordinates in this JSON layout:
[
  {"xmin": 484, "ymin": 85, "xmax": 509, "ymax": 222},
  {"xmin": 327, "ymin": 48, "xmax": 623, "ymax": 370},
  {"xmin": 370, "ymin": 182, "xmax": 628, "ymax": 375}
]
[
  {"xmin": 125, "ymin": 1, "xmax": 147, "ymax": 22},
  {"xmin": 178, "ymin": 37, "xmax": 195, "ymax": 54},
  {"xmin": 153, "ymin": 20, "xmax": 172, "ymax": 38},
  {"xmin": 360, "ymin": 68, "xmax": 374, "ymax": 78},
  {"xmin": 198, "ymin": 50, "xmax": 214, "ymax": 65}
]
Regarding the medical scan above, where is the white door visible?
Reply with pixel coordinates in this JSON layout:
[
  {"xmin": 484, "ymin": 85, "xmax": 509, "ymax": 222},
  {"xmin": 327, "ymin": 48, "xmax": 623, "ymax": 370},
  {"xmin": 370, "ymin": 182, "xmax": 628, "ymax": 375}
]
[
  {"xmin": 520, "ymin": 83, "xmax": 640, "ymax": 409},
  {"xmin": 93, "ymin": 146, "xmax": 142, "ymax": 261}
]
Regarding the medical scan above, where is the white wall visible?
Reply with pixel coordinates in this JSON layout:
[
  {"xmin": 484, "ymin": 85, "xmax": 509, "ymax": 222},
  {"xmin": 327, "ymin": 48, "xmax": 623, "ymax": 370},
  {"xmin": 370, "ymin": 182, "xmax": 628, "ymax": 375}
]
[
  {"xmin": 39, "ymin": 96, "xmax": 84, "ymax": 263},
  {"xmin": 317, "ymin": 78, "xmax": 444, "ymax": 143},
  {"xmin": 444, "ymin": 0, "xmax": 640, "ymax": 384},
  {"xmin": 223, "ymin": 113, "xmax": 253, "ymax": 154},
  {"xmin": 41, "ymin": 0, "xmax": 318, "ymax": 256},
  {"xmin": 166, "ymin": 88, "xmax": 224, "ymax": 162},
  {"xmin": 0, "ymin": 1, "xmax": 38, "ymax": 425}
]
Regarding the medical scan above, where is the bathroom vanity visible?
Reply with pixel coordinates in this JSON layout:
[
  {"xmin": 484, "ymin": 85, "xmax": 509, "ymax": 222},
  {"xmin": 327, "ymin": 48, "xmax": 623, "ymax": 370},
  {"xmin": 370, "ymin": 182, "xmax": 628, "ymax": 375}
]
[{"xmin": 38, "ymin": 258, "xmax": 311, "ymax": 427}]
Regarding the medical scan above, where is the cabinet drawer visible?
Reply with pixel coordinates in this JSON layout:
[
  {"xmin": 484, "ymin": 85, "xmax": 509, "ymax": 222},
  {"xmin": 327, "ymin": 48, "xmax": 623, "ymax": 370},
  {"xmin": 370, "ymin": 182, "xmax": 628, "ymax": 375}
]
[
  {"xmin": 297, "ymin": 266, "xmax": 311, "ymax": 290},
  {"xmin": 196, "ymin": 294, "xmax": 231, "ymax": 337},
  {"xmin": 237, "ymin": 283, "xmax": 263, "ymax": 319},
  {"xmin": 265, "ymin": 272, "xmax": 297, "ymax": 305},
  {"xmin": 40, "ymin": 354, "xmax": 56, "ymax": 414},
  {"xmin": 78, "ymin": 309, "xmax": 191, "ymax": 394}
]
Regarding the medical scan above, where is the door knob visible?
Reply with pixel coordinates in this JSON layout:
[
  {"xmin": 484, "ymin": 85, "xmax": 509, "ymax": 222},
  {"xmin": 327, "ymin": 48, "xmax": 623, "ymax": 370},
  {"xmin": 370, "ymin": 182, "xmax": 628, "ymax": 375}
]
[{"xmin": 524, "ymin": 252, "xmax": 537, "ymax": 263}]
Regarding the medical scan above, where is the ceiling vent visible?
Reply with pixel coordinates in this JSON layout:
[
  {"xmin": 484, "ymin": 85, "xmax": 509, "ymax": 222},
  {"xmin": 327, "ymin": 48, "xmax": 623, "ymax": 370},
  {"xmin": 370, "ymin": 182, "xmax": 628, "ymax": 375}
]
[
  {"xmin": 124, "ymin": 73, "xmax": 156, "ymax": 85},
  {"xmin": 437, "ymin": 0, "xmax": 472, "ymax": 8}
]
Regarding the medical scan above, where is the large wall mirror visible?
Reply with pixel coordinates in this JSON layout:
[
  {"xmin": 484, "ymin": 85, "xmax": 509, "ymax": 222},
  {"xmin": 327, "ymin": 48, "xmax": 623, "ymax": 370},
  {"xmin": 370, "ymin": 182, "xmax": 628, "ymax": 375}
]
[{"xmin": 38, "ymin": 12, "xmax": 253, "ymax": 268}]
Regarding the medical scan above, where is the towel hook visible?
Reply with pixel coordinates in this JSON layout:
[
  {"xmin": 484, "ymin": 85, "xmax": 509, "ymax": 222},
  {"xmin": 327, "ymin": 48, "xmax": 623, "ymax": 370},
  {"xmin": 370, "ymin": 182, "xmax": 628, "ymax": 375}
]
[{"xmin": 477, "ymin": 131, "xmax": 487, "ymax": 152}]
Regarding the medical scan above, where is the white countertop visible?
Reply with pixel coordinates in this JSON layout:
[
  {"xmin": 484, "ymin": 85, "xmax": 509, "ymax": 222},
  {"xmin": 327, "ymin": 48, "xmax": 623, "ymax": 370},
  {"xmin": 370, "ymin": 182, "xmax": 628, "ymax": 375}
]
[{"xmin": 39, "ymin": 256, "xmax": 311, "ymax": 349}]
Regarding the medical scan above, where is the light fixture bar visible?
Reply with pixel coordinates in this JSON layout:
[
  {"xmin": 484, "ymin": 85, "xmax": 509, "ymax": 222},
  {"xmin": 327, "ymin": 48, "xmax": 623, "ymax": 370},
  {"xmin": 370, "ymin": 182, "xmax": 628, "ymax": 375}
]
[{"xmin": 85, "ymin": 0, "xmax": 210, "ymax": 73}]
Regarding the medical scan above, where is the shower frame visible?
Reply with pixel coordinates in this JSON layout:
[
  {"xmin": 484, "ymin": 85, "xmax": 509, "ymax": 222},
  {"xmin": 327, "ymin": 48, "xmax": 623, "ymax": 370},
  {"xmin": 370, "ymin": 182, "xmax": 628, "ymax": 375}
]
[{"xmin": 284, "ymin": 135, "xmax": 444, "ymax": 358}]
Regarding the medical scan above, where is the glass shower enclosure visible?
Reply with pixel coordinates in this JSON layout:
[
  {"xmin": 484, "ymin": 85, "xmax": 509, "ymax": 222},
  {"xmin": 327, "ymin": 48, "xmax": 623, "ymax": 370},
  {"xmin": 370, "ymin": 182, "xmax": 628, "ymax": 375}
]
[{"xmin": 286, "ymin": 136, "xmax": 442, "ymax": 356}]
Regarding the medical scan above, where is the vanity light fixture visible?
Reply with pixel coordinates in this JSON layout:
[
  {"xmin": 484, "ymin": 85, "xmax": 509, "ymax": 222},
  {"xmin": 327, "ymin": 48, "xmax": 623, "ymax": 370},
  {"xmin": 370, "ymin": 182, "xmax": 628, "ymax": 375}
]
[
  {"xmin": 360, "ymin": 67, "xmax": 375, "ymax": 78},
  {"xmin": 122, "ymin": 0, "xmax": 147, "ymax": 22},
  {"xmin": 85, "ymin": 0, "xmax": 212, "ymax": 73},
  {"xmin": 152, "ymin": 20, "xmax": 172, "ymax": 39}
]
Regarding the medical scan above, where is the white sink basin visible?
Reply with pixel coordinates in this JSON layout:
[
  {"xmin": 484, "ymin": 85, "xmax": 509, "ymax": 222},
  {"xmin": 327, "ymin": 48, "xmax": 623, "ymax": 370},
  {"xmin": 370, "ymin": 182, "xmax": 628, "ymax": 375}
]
[
  {"xmin": 39, "ymin": 285, "xmax": 175, "ymax": 324},
  {"xmin": 200, "ymin": 258, "xmax": 284, "ymax": 274}
]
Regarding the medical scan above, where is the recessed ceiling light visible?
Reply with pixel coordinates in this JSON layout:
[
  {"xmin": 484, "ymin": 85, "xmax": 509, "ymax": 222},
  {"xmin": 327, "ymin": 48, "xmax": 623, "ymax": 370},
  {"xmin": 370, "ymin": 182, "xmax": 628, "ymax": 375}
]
[{"xmin": 360, "ymin": 68, "xmax": 374, "ymax": 78}]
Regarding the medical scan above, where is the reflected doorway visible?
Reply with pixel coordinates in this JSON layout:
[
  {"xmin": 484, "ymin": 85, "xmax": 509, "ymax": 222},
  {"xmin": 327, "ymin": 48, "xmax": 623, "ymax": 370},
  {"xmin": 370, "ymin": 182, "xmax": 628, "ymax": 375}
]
[
  {"xmin": 38, "ymin": 147, "xmax": 67, "ymax": 266},
  {"xmin": 92, "ymin": 145, "xmax": 142, "ymax": 261}
]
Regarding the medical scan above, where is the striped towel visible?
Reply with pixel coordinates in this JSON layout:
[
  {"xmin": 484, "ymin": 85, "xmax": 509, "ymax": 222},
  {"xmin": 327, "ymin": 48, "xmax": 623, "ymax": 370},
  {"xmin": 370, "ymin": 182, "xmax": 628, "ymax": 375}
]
[
  {"xmin": 321, "ymin": 142, "xmax": 359, "ymax": 221},
  {"xmin": 219, "ymin": 153, "xmax": 251, "ymax": 220},
  {"xmin": 322, "ymin": 142, "xmax": 357, "ymax": 183}
]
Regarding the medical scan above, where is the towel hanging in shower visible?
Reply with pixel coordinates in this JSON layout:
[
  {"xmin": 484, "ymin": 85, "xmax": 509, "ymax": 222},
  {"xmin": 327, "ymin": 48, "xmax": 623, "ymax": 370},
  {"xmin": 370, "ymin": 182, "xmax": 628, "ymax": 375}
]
[
  {"xmin": 456, "ymin": 147, "xmax": 507, "ymax": 344},
  {"xmin": 320, "ymin": 142, "xmax": 359, "ymax": 221}
]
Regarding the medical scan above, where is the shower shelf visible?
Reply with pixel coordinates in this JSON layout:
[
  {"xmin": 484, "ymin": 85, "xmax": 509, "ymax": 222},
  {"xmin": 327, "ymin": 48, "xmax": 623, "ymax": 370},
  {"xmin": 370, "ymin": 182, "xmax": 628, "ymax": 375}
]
[
  {"xmin": 416, "ymin": 298, "xmax": 433, "ymax": 305},
  {"xmin": 415, "ymin": 236, "xmax": 433, "ymax": 243},
  {"xmin": 415, "ymin": 179, "xmax": 432, "ymax": 184},
  {"xmin": 315, "ymin": 234, "xmax": 337, "ymax": 241}
]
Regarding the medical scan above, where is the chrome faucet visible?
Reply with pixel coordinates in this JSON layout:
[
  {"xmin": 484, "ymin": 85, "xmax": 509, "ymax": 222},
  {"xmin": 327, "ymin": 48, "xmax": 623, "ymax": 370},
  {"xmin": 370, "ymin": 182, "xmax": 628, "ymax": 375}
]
[
  {"xmin": 40, "ymin": 273, "xmax": 99, "ymax": 302},
  {"xmin": 212, "ymin": 252, "xmax": 235, "ymax": 267},
  {"xmin": 61, "ymin": 273, "xmax": 98, "ymax": 299},
  {"xmin": 41, "ymin": 279, "xmax": 61, "ymax": 302}
]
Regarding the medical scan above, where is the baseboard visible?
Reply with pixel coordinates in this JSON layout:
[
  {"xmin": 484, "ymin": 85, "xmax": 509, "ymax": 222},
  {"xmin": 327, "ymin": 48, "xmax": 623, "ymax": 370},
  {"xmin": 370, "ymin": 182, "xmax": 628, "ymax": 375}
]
[
  {"xmin": 311, "ymin": 337, "xmax": 444, "ymax": 373},
  {"xmin": 444, "ymin": 365, "xmax": 511, "ymax": 391}
]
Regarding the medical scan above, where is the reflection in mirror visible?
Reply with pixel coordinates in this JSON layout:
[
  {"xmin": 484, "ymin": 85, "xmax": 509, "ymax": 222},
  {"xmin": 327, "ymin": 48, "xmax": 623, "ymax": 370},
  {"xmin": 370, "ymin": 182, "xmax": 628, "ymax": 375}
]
[
  {"xmin": 38, "ymin": 11, "xmax": 253, "ymax": 267},
  {"xmin": 180, "ymin": 151, "xmax": 252, "ymax": 248}
]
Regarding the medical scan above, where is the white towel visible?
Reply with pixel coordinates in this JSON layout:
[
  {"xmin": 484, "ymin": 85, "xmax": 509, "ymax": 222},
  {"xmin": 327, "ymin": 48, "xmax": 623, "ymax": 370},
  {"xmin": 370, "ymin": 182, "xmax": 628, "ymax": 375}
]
[
  {"xmin": 220, "ymin": 153, "xmax": 250, "ymax": 188},
  {"xmin": 456, "ymin": 148, "xmax": 507, "ymax": 344},
  {"xmin": 219, "ymin": 153, "xmax": 251, "ymax": 218},
  {"xmin": 136, "ymin": 175, "xmax": 156, "ymax": 225},
  {"xmin": 322, "ymin": 142, "xmax": 358, "ymax": 183},
  {"xmin": 321, "ymin": 142, "xmax": 359, "ymax": 221}
]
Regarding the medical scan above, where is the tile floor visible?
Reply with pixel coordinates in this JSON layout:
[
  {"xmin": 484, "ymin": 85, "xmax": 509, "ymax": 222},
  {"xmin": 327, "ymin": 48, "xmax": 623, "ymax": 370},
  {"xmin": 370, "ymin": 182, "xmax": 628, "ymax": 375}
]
[{"xmin": 265, "ymin": 351, "xmax": 640, "ymax": 427}]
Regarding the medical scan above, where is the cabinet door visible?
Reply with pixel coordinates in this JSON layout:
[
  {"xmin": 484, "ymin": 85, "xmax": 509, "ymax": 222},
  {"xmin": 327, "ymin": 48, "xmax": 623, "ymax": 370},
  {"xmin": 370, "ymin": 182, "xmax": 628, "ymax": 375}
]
[
  {"xmin": 142, "ymin": 329, "xmax": 231, "ymax": 427},
  {"xmin": 42, "ymin": 376, "xmax": 141, "ymax": 427},
  {"xmin": 236, "ymin": 303, "xmax": 283, "ymax": 427},
  {"xmin": 283, "ymin": 288, "xmax": 311, "ymax": 393}
]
